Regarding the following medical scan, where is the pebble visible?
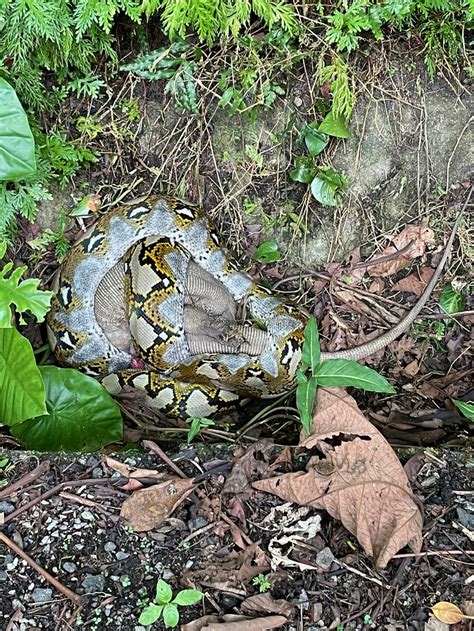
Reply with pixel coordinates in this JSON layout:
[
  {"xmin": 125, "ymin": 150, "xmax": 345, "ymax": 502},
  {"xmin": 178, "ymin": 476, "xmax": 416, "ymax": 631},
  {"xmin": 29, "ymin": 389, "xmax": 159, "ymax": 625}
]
[
  {"xmin": 104, "ymin": 542, "xmax": 117, "ymax": 553},
  {"xmin": 0, "ymin": 570, "xmax": 7, "ymax": 582},
  {"xmin": 316, "ymin": 547, "xmax": 335, "ymax": 571},
  {"xmin": 82, "ymin": 510, "xmax": 94, "ymax": 521},
  {"xmin": 0, "ymin": 501, "xmax": 15, "ymax": 515},
  {"xmin": 115, "ymin": 551, "xmax": 129, "ymax": 561},
  {"xmin": 457, "ymin": 506, "xmax": 474, "ymax": 530},
  {"xmin": 187, "ymin": 516, "xmax": 208, "ymax": 531},
  {"xmin": 4, "ymin": 554, "xmax": 14, "ymax": 567},
  {"xmin": 63, "ymin": 562, "xmax": 77, "ymax": 574},
  {"xmin": 161, "ymin": 568, "xmax": 175, "ymax": 581},
  {"xmin": 92, "ymin": 467, "xmax": 104, "ymax": 478},
  {"xmin": 81, "ymin": 573, "xmax": 106, "ymax": 593},
  {"xmin": 31, "ymin": 588, "xmax": 53, "ymax": 603}
]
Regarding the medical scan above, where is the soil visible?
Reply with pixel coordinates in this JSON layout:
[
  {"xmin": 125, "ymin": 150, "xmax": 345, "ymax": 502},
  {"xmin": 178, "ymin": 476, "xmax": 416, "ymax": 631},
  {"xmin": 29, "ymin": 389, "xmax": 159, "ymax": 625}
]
[{"xmin": 0, "ymin": 447, "xmax": 472, "ymax": 630}]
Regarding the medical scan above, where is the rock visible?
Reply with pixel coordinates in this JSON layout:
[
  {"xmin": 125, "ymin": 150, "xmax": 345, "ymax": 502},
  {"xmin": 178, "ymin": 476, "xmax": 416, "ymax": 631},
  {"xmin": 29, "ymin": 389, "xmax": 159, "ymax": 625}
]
[
  {"xmin": 187, "ymin": 516, "xmax": 208, "ymax": 531},
  {"xmin": 115, "ymin": 551, "xmax": 129, "ymax": 561},
  {"xmin": 0, "ymin": 501, "xmax": 15, "ymax": 515},
  {"xmin": 104, "ymin": 541, "xmax": 117, "ymax": 553},
  {"xmin": 316, "ymin": 547, "xmax": 335, "ymax": 571},
  {"xmin": 31, "ymin": 588, "xmax": 53, "ymax": 603},
  {"xmin": 161, "ymin": 568, "xmax": 175, "ymax": 581},
  {"xmin": 62, "ymin": 562, "xmax": 77, "ymax": 574},
  {"xmin": 456, "ymin": 506, "xmax": 474, "ymax": 530},
  {"xmin": 92, "ymin": 466, "xmax": 104, "ymax": 478},
  {"xmin": 81, "ymin": 573, "xmax": 106, "ymax": 594},
  {"xmin": 0, "ymin": 570, "xmax": 7, "ymax": 582}
]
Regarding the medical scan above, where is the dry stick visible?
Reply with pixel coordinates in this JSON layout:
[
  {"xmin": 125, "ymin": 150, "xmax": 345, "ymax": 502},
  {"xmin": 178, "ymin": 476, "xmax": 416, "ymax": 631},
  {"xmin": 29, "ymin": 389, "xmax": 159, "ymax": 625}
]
[
  {"xmin": 3, "ymin": 478, "xmax": 114, "ymax": 525},
  {"xmin": 0, "ymin": 460, "xmax": 50, "ymax": 499},
  {"xmin": 142, "ymin": 439, "xmax": 188, "ymax": 479},
  {"xmin": 334, "ymin": 560, "xmax": 391, "ymax": 589},
  {"xmin": 0, "ymin": 531, "xmax": 83, "ymax": 606},
  {"xmin": 393, "ymin": 550, "xmax": 474, "ymax": 559}
]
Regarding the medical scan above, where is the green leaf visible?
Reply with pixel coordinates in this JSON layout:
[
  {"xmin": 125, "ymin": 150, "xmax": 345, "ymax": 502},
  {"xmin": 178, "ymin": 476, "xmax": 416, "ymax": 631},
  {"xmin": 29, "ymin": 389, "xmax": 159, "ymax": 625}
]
[
  {"xmin": 163, "ymin": 603, "xmax": 179, "ymax": 628},
  {"xmin": 318, "ymin": 110, "xmax": 351, "ymax": 138},
  {"xmin": 0, "ymin": 328, "xmax": 47, "ymax": 425},
  {"xmin": 296, "ymin": 370, "xmax": 318, "ymax": 435},
  {"xmin": 304, "ymin": 124, "xmax": 329, "ymax": 156},
  {"xmin": 186, "ymin": 417, "xmax": 215, "ymax": 443},
  {"xmin": 139, "ymin": 604, "xmax": 164, "ymax": 625},
  {"xmin": 0, "ymin": 78, "xmax": 36, "ymax": 181},
  {"xmin": 314, "ymin": 359, "xmax": 396, "ymax": 393},
  {"xmin": 254, "ymin": 240, "xmax": 281, "ymax": 263},
  {"xmin": 173, "ymin": 589, "xmax": 204, "ymax": 606},
  {"xmin": 0, "ymin": 254, "xmax": 53, "ymax": 327},
  {"xmin": 311, "ymin": 167, "xmax": 348, "ymax": 207},
  {"xmin": 301, "ymin": 317, "xmax": 320, "ymax": 372},
  {"xmin": 155, "ymin": 579, "xmax": 173, "ymax": 604},
  {"xmin": 439, "ymin": 284, "xmax": 466, "ymax": 314},
  {"xmin": 10, "ymin": 366, "xmax": 123, "ymax": 451},
  {"xmin": 290, "ymin": 156, "xmax": 317, "ymax": 183},
  {"xmin": 452, "ymin": 399, "xmax": 474, "ymax": 422}
]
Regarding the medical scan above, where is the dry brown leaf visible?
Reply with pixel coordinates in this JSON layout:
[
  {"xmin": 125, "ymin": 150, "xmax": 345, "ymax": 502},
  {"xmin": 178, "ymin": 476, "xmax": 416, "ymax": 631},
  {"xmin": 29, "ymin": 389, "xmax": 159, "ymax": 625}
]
[
  {"xmin": 223, "ymin": 439, "xmax": 274, "ymax": 495},
  {"xmin": 181, "ymin": 615, "xmax": 220, "ymax": 630},
  {"xmin": 432, "ymin": 601, "xmax": 474, "ymax": 624},
  {"xmin": 242, "ymin": 593, "xmax": 294, "ymax": 618},
  {"xmin": 392, "ymin": 267, "xmax": 435, "ymax": 296},
  {"xmin": 368, "ymin": 222, "xmax": 434, "ymax": 278},
  {"xmin": 253, "ymin": 388, "xmax": 423, "ymax": 568},
  {"xmin": 202, "ymin": 615, "xmax": 287, "ymax": 630},
  {"xmin": 121, "ymin": 477, "xmax": 194, "ymax": 532},
  {"xmin": 105, "ymin": 457, "xmax": 166, "ymax": 481}
]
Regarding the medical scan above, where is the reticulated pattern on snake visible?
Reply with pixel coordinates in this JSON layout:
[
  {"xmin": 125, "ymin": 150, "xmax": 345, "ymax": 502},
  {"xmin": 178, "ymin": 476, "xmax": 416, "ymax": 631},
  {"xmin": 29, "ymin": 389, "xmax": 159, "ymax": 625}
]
[{"xmin": 47, "ymin": 196, "xmax": 309, "ymax": 419}]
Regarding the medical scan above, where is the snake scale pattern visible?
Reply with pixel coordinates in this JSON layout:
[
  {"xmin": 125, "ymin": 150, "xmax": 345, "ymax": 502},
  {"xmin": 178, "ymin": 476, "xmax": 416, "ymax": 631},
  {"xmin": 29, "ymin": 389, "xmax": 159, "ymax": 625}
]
[{"xmin": 47, "ymin": 196, "xmax": 308, "ymax": 419}]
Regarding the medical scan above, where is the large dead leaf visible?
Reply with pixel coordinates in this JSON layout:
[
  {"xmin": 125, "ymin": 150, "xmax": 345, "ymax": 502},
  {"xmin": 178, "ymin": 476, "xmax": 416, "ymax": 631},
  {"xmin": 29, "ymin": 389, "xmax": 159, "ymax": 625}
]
[
  {"xmin": 121, "ymin": 477, "xmax": 195, "ymax": 531},
  {"xmin": 223, "ymin": 439, "xmax": 274, "ymax": 495},
  {"xmin": 367, "ymin": 222, "xmax": 434, "ymax": 277},
  {"xmin": 242, "ymin": 593, "xmax": 294, "ymax": 618},
  {"xmin": 391, "ymin": 267, "xmax": 434, "ymax": 297},
  {"xmin": 432, "ymin": 602, "xmax": 474, "ymax": 624},
  {"xmin": 253, "ymin": 388, "xmax": 423, "ymax": 568},
  {"xmin": 201, "ymin": 615, "xmax": 287, "ymax": 630}
]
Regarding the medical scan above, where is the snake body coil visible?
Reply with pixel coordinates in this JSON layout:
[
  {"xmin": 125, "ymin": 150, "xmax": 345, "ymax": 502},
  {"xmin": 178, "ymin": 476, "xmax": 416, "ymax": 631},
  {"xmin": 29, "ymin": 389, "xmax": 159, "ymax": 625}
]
[{"xmin": 47, "ymin": 196, "xmax": 308, "ymax": 419}]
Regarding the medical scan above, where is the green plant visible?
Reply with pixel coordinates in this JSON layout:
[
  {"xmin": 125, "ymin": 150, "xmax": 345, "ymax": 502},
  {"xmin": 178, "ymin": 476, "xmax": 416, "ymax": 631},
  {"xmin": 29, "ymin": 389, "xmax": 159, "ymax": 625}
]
[
  {"xmin": 186, "ymin": 416, "xmax": 215, "ymax": 443},
  {"xmin": 121, "ymin": 41, "xmax": 199, "ymax": 114},
  {"xmin": 28, "ymin": 212, "xmax": 70, "ymax": 261},
  {"xmin": 452, "ymin": 400, "xmax": 474, "ymax": 422},
  {"xmin": 158, "ymin": 0, "xmax": 298, "ymax": 45},
  {"xmin": 439, "ymin": 283, "xmax": 467, "ymax": 315},
  {"xmin": 290, "ymin": 114, "xmax": 349, "ymax": 207},
  {"xmin": 254, "ymin": 240, "xmax": 281, "ymax": 263},
  {"xmin": 138, "ymin": 579, "xmax": 203, "ymax": 628},
  {"xmin": 296, "ymin": 318, "xmax": 395, "ymax": 435},
  {"xmin": 252, "ymin": 573, "xmax": 271, "ymax": 592}
]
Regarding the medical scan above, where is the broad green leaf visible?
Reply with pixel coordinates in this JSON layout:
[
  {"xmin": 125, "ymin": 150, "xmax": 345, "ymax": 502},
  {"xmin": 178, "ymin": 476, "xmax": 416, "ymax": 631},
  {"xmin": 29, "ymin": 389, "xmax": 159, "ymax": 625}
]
[
  {"xmin": 0, "ymin": 328, "xmax": 47, "ymax": 425},
  {"xmin": 0, "ymin": 78, "xmax": 36, "ymax": 180},
  {"xmin": 439, "ymin": 284, "xmax": 466, "ymax": 314},
  {"xmin": 173, "ymin": 589, "xmax": 204, "ymax": 606},
  {"xmin": 314, "ymin": 359, "xmax": 396, "ymax": 393},
  {"xmin": 296, "ymin": 370, "xmax": 318, "ymax": 435},
  {"xmin": 301, "ymin": 317, "xmax": 320, "ymax": 372},
  {"xmin": 452, "ymin": 399, "xmax": 474, "ymax": 422},
  {"xmin": 163, "ymin": 603, "xmax": 179, "ymax": 628},
  {"xmin": 139, "ymin": 604, "xmax": 163, "ymax": 625},
  {"xmin": 10, "ymin": 366, "xmax": 123, "ymax": 451},
  {"xmin": 254, "ymin": 240, "xmax": 281, "ymax": 263},
  {"xmin": 156, "ymin": 579, "xmax": 173, "ymax": 604},
  {"xmin": 311, "ymin": 167, "xmax": 348, "ymax": 207},
  {"xmin": 290, "ymin": 156, "xmax": 317, "ymax": 183},
  {"xmin": 304, "ymin": 124, "xmax": 329, "ymax": 156},
  {"xmin": 0, "ymin": 256, "xmax": 53, "ymax": 327},
  {"xmin": 186, "ymin": 417, "xmax": 215, "ymax": 443},
  {"xmin": 318, "ymin": 110, "xmax": 351, "ymax": 138}
]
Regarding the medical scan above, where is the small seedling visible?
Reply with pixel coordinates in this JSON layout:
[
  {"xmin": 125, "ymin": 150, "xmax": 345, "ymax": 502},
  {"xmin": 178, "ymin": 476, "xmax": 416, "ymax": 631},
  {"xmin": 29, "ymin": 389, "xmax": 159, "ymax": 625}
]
[
  {"xmin": 186, "ymin": 416, "xmax": 215, "ymax": 443},
  {"xmin": 363, "ymin": 613, "xmax": 373, "ymax": 625},
  {"xmin": 296, "ymin": 318, "xmax": 395, "ymax": 435},
  {"xmin": 252, "ymin": 573, "xmax": 271, "ymax": 593},
  {"xmin": 139, "ymin": 579, "xmax": 203, "ymax": 628}
]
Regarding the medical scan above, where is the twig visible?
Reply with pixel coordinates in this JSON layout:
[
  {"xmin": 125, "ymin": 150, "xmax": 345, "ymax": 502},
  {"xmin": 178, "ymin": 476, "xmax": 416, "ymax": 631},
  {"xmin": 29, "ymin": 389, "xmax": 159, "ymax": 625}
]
[
  {"xmin": 0, "ymin": 461, "xmax": 50, "ymax": 499},
  {"xmin": 0, "ymin": 531, "xmax": 83, "ymax": 606},
  {"xmin": 334, "ymin": 560, "xmax": 391, "ymax": 589},
  {"xmin": 393, "ymin": 550, "xmax": 474, "ymax": 559},
  {"xmin": 142, "ymin": 439, "xmax": 188, "ymax": 479}
]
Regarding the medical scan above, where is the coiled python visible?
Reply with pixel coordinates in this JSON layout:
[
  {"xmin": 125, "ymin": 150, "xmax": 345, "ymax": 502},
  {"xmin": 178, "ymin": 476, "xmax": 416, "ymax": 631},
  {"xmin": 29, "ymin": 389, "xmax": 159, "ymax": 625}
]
[{"xmin": 47, "ymin": 193, "xmax": 465, "ymax": 419}]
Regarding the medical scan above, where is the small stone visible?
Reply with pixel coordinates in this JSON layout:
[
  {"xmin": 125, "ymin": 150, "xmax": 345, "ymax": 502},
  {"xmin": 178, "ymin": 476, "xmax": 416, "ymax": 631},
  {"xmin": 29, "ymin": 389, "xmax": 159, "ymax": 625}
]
[
  {"xmin": 293, "ymin": 96, "xmax": 303, "ymax": 107},
  {"xmin": 81, "ymin": 510, "xmax": 94, "ymax": 521},
  {"xmin": 104, "ymin": 542, "xmax": 117, "ymax": 553},
  {"xmin": 32, "ymin": 588, "xmax": 53, "ymax": 603},
  {"xmin": 92, "ymin": 467, "xmax": 104, "ymax": 479},
  {"xmin": 0, "ymin": 570, "xmax": 7, "ymax": 582},
  {"xmin": 457, "ymin": 506, "xmax": 474, "ymax": 530},
  {"xmin": 161, "ymin": 568, "xmax": 175, "ymax": 581},
  {"xmin": 115, "ymin": 551, "xmax": 129, "ymax": 561},
  {"xmin": 63, "ymin": 562, "xmax": 77, "ymax": 574},
  {"xmin": 187, "ymin": 516, "xmax": 208, "ymax": 531},
  {"xmin": 81, "ymin": 574, "xmax": 105, "ymax": 594},
  {"xmin": 0, "ymin": 501, "xmax": 15, "ymax": 515},
  {"xmin": 4, "ymin": 554, "xmax": 14, "ymax": 567},
  {"xmin": 316, "ymin": 547, "xmax": 335, "ymax": 571}
]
